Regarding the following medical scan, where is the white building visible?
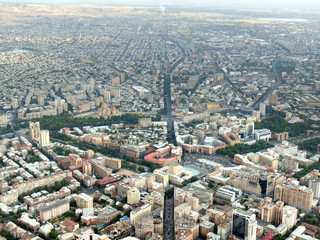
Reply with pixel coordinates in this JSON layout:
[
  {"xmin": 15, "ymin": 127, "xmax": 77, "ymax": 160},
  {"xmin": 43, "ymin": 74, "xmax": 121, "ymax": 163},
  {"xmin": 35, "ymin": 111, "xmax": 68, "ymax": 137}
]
[
  {"xmin": 216, "ymin": 186, "xmax": 243, "ymax": 203},
  {"xmin": 207, "ymin": 232, "xmax": 221, "ymax": 240},
  {"xmin": 282, "ymin": 205, "xmax": 298, "ymax": 230},
  {"xmin": 285, "ymin": 226, "xmax": 318, "ymax": 240},
  {"xmin": 309, "ymin": 178, "xmax": 320, "ymax": 199},
  {"xmin": 232, "ymin": 209, "xmax": 257, "ymax": 240},
  {"xmin": 254, "ymin": 129, "xmax": 271, "ymax": 142},
  {"xmin": 273, "ymin": 141, "xmax": 298, "ymax": 156}
]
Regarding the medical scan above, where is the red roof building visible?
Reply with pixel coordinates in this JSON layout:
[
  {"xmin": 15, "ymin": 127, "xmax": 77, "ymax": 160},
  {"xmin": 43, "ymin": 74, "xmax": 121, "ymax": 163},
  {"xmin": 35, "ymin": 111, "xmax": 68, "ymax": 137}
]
[
  {"xmin": 262, "ymin": 233, "xmax": 276, "ymax": 240},
  {"xmin": 96, "ymin": 176, "xmax": 119, "ymax": 186},
  {"xmin": 144, "ymin": 144, "xmax": 182, "ymax": 167}
]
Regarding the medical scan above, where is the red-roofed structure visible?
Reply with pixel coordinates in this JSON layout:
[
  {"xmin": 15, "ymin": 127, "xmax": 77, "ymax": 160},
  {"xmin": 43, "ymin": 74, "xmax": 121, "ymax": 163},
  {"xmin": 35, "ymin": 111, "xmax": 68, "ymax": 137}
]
[
  {"xmin": 96, "ymin": 176, "xmax": 119, "ymax": 186},
  {"xmin": 144, "ymin": 144, "xmax": 182, "ymax": 166},
  {"xmin": 262, "ymin": 233, "xmax": 276, "ymax": 240},
  {"xmin": 60, "ymin": 219, "xmax": 79, "ymax": 233}
]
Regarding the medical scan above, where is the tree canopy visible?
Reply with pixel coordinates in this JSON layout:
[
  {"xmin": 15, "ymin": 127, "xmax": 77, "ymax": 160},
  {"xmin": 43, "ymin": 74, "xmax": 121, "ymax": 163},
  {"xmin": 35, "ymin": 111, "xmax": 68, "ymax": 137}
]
[{"xmin": 216, "ymin": 140, "xmax": 274, "ymax": 158}]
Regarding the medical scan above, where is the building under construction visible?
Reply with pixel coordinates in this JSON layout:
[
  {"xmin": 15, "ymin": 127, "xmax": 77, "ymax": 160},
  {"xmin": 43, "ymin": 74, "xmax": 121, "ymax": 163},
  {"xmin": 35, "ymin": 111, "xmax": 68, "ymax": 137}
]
[{"xmin": 101, "ymin": 217, "xmax": 133, "ymax": 240}]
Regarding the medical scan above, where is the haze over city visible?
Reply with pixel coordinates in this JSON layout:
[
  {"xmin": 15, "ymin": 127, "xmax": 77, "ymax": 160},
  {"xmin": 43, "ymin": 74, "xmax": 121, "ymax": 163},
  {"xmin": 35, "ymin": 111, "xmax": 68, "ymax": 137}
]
[{"xmin": 1, "ymin": 0, "xmax": 320, "ymax": 11}]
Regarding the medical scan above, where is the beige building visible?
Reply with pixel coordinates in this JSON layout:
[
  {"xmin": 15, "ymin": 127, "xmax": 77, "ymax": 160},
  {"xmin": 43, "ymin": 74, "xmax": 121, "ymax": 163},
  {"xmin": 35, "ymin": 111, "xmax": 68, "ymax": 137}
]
[
  {"xmin": 185, "ymin": 210, "xmax": 199, "ymax": 223},
  {"xmin": 260, "ymin": 197, "xmax": 284, "ymax": 225},
  {"xmin": 154, "ymin": 171, "xmax": 169, "ymax": 189},
  {"xmin": 76, "ymin": 193, "xmax": 93, "ymax": 209},
  {"xmin": 73, "ymin": 227, "xmax": 94, "ymax": 240},
  {"xmin": 105, "ymin": 157, "xmax": 121, "ymax": 169},
  {"xmin": 174, "ymin": 203, "xmax": 192, "ymax": 218},
  {"xmin": 89, "ymin": 157, "xmax": 120, "ymax": 178},
  {"xmin": 135, "ymin": 216, "xmax": 154, "ymax": 239},
  {"xmin": 144, "ymin": 191, "xmax": 164, "ymax": 210},
  {"xmin": 228, "ymin": 171, "xmax": 285, "ymax": 198},
  {"xmin": 12, "ymin": 98, "xmax": 18, "ymax": 109},
  {"xmin": 29, "ymin": 121, "xmax": 41, "ymax": 142},
  {"xmin": 98, "ymin": 102, "xmax": 119, "ymax": 117},
  {"xmin": 0, "ymin": 114, "xmax": 7, "ymax": 126},
  {"xmin": 175, "ymin": 216, "xmax": 199, "ymax": 240},
  {"xmin": 130, "ymin": 203, "xmax": 152, "ymax": 225},
  {"xmin": 82, "ymin": 161, "xmax": 92, "ymax": 175},
  {"xmin": 90, "ymin": 161, "xmax": 112, "ymax": 178},
  {"xmin": 174, "ymin": 188, "xmax": 199, "ymax": 212},
  {"xmin": 127, "ymin": 187, "xmax": 141, "ymax": 205},
  {"xmin": 199, "ymin": 221, "xmax": 215, "ymax": 238},
  {"xmin": 69, "ymin": 154, "xmax": 83, "ymax": 167},
  {"xmin": 0, "ymin": 171, "xmax": 68, "ymax": 205},
  {"xmin": 39, "ymin": 199, "xmax": 70, "ymax": 221},
  {"xmin": 39, "ymin": 130, "xmax": 50, "ymax": 146},
  {"xmin": 274, "ymin": 179, "xmax": 314, "ymax": 210}
]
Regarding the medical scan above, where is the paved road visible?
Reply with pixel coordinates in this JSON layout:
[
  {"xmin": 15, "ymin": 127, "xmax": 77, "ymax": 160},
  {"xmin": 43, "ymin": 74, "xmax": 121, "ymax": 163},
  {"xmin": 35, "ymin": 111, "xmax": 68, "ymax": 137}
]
[
  {"xmin": 163, "ymin": 196, "xmax": 175, "ymax": 240},
  {"xmin": 252, "ymin": 58, "xmax": 283, "ymax": 109},
  {"xmin": 162, "ymin": 26, "xmax": 187, "ymax": 145},
  {"xmin": 289, "ymin": 133, "xmax": 320, "ymax": 143}
]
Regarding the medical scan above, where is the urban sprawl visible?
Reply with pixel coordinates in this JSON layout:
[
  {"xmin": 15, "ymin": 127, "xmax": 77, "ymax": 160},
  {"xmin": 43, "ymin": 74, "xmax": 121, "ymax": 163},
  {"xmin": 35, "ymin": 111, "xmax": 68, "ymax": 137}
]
[{"xmin": 0, "ymin": 3, "xmax": 320, "ymax": 240}]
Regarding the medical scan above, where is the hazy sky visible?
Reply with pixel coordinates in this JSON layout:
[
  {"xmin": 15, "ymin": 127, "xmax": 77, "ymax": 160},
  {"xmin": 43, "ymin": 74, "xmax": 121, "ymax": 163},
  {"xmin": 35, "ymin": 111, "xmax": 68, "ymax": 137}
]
[{"xmin": 1, "ymin": 0, "xmax": 320, "ymax": 12}]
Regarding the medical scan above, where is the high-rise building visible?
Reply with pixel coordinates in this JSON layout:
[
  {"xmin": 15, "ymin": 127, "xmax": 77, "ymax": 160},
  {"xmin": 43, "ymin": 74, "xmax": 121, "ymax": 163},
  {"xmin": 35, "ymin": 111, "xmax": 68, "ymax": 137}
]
[
  {"xmin": 282, "ymin": 205, "xmax": 298, "ymax": 230},
  {"xmin": 39, "ymin": 130, "xmax": 50, "ymax": 146},
  {"xmin": 29, "ymin": 121, "xmax": 41, "ymax": 142},
  {"xmin": 259, "ymin": 198, "xmax": 284, "ymax": 226},
  {"xmin": 260, "ymin": 197, "xmax": 274, "ymax": 223},
  {"xmin": 130, "ymin": 203, "xmax": 151, "ymax": 225},
  {"xmin": 315, "ymin": 81, "xmax": 320, "ymax": 91},
  {"xmin": 309, "ymin": 178, "xmax": 320, "ymax": 199},
  {"xmin": 120, "ymin": 72, "xmax": 126, "ymax": 83},
  {"xmin": 39, "ymin": 199, "xmax": 70, "ymax": 221},
  {"xmin": 245, "ymin": 121, "xmax": 255, "ymax": 138},
  {"xmin": 111, "ymin": 76, "xmax": 120, "ymax": 85},
  {"xmin": 0, "ymin": 114, "xmax": 7, "ymax": 127},
  {"xmin": 38, "ymin": 96, "xmax": 45, "ymax": 107},
  {"xmin": 259, "ymin": 103, "xmax": 266, "ymax": 116},
  {"xmin": 274, "ymin": 201, "xmax": 285, "ymax": 226},
  {"xmin": 127, "ymin": 187, "xmax": 141, "ymax": 205},
  {"xmin": 82, "ymin": 161, "xmax": 92, "ymax": 175},
  {"xmin": 12, "ymin": 98, "xmax": 18, "ymax": 109},
  {"xmin": 76, "ymin": 193, "xmax": 93, "ymax": 209},
  {"xmin": 252, "ymin": 110, "xmax": 261, "ymax": 121},
  {"xmin": 104, "ymin": 91, "xmax": 111, "ymax": 101},
  {"xmin": 232, "ymin": 209, "xmax": 257, "ymax": 240},
  {"xmin": 274, "ymin": 179, "xmax": 314, "ymax": 210}
]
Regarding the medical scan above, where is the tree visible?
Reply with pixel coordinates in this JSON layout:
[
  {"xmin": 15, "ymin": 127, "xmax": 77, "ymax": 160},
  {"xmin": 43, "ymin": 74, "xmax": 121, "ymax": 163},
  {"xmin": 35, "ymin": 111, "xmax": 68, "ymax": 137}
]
[
  {"xmin": 48, "ymin": 230, "xmax": 58, "ymax": 240},
  {"xmin": 272, "ymin": 234, "xmax": 285, "ymax": 240}
]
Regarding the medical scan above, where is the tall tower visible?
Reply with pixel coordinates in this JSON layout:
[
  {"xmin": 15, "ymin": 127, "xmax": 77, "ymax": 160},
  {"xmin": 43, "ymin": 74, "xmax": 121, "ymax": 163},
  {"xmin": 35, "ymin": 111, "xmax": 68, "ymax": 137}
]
[
  {"xmin": 259, "ymin": 103, "xmax": 266, "ymax": 116},
  {"xmin": 29, "ymin": 121, "xmax": 41, "ymax": 143},
  {"xmin": 39, "ymin": 130, "xmax": 50, "ymax": 146},
  {"xmin": 232, "ymin": 209, "xmax": 257, "ymax": 240},
  {"xmin": 12, "ymin": 98, "xmax": 18, "ymax": 109}
]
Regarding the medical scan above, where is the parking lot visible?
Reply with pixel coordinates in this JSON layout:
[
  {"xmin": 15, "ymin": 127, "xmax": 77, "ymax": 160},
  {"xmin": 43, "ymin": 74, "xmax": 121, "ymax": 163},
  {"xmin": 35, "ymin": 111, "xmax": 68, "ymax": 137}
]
[{"xmin": 182, "ymin": 153, "xmax": 233, "ymax": 174}]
